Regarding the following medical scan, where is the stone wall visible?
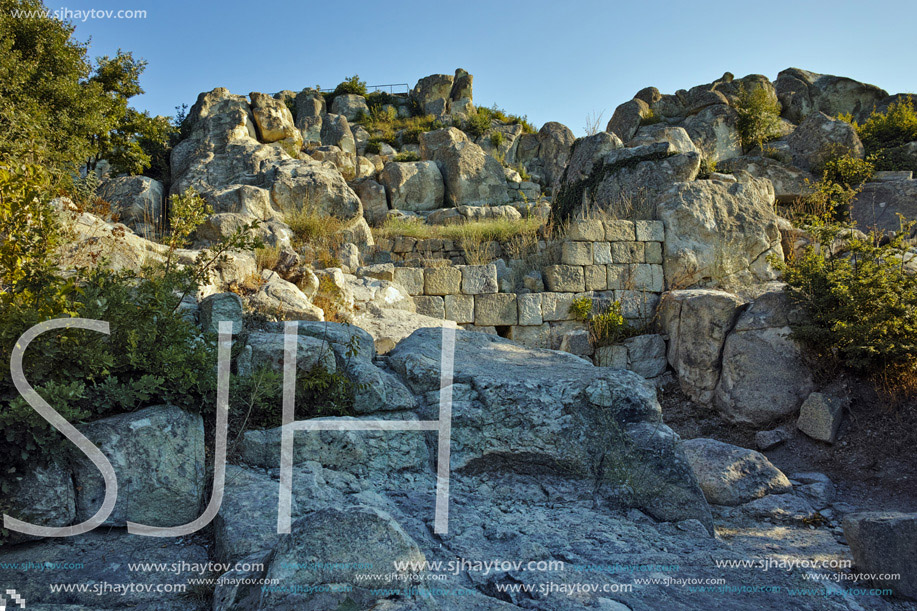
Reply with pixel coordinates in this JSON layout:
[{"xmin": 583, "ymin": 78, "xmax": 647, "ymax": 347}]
[{"xmin": 383, "ymin": 218, "xmax": 665, "ymax": 352}]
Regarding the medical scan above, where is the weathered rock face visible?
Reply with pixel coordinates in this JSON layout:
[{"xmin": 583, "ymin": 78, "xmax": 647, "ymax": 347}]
[
  {"xmin": 411, "ymin": 73, "xmax": 454, "ymax": 117},
  {"xmin": 432, "ymin": 140, "xmax": 508, "ymax": 206},
  {"xmin": 843, "ymin": 512, "xmax": 917, "ymax": 599},
  {"xmin": 249, "ymin": 506, "xmax": 426, "ymax": 610},
  {"xmin": 387, "ymin": 328, "xmax": 713, "ymax": 530},
  {"xmin": 537, "ymin": 121, "xmax": 576, "ymax": 186},
  {"xmin": 294, "ymin": 89, "xmax": 325, "ymax": 143},
  {"xmin": 563, "ymin": 131, "xmax": 624, "ymax": 185},
  {"xmin": 330, "ymin": 93, "xmax": 369, "ymax": 122},
  {"xmin": 682, "ymin": 104, "xmax": 742, "ymax": 161},
  {"xmin": 267, "ymin": 158, "xmax": 362, "ymax": 222},
  {"xmin": 657, "ymin": 172, "xmax": 783, "ymax": 290},
  {"xmin": 627, "ymin": 124, "xmax": 698, "ymax": 155},
  {"xmin": 852, "ymin": 178, "xmax": 917, "ymax": 234},
  {"xmin": 554, "ymin": 140, "xmax": 701, "ymax": 224},
  {"xmin": 96, "ymin": 175, "xmax": 164, "ymax": 230},
  {"xmin": 250, "ymin": 91, "xmax": 302, "ymax": 151},
  {"xmin": 71, "ymin": 404, "xmax": 205, "ymax": 527},
  {"xmin": 309, "ymin": 144, "xmax": 355, "ymax": 180},
  {"xmin": 379, "ymin": 160, "xmax": 444, "ymax": 211},
  {"xmin": 170, "ymin": 88, "xmax": 281, "ymax": 196},
  {"xmin": 352, "ymin": 177, "xmax": 388, "ymax": 225},
  {"xmin": 784, "ymin": 111, "xmax": 864, "ymax": 171},
  {"xmin": 418, "ymin": 126, "xmax": 470, "ymax": 160},
  {"xmin": 775, "ymin": 67, "xmax": 889, "ymax": 124},
  {"xmin": 660, "ymin": 289, "xmax": 746, "ymax": 403},
  {"xmin": 714, "ymin": 287, "xmax": 815, "ymax": 427},
  {"xmin": 199, "ymin": 291, "xmax": 244, "ymax": 335},
  {"xmin": 718, "ymin": 155, "xmax": 814, "ymax": 203},
  {"xmin": 0, "ymin": 529, "xmax": 208, "ymax": 609},
  {"xmin": 248, "ymin": 270, "xmax": 325, "ymax": 321},
  {"xmin": 3, "ymin": 460, "xmax": 75, "ymax": 544},
  {"xmin": 606, "ymin": 97, "xmax": 651, "ymax": 142},
  {"xmin": 682, "ymin": 438, "xmax": 793, "ymax": 506},
  {"xmin": 319, "ymin": 113, "xmax": 356, "ymax": 156}
]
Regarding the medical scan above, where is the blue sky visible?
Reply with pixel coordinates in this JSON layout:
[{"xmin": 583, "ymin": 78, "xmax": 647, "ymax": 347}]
[{"xmin": 62, "ymin": 0, "xmax": 915, "ymax": 135}]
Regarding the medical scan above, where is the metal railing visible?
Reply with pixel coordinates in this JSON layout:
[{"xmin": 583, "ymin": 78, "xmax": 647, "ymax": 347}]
[{"xmin": 318, "ymin": 83, "xmax": 410, "ymax": 95}]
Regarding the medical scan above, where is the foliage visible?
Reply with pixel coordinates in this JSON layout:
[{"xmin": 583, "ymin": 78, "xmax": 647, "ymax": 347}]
[
  {"xmin": 0, "ymin": 3, "xmax": 171, "ymax": 178},
  {"xmin": 357, "ymin": 107, "xmax": 441, "ymax": 146},
  {"xmin": 569, "ymin": 296, "xmax": 635, "ymax": 347},
  {"xmin": 775, "ymin": 215, "xmax": 917, "ymax": 396},
  {"xmin": 465, "ymin": 105, "xmax": 536, "ymax": 139},
  {"xmin": 735, "ymin": 85, "xmax": 782, "ymax": 152},
  {"xmin": 697, "ymin": 156, "xmax": 717, "ymax": 180},
  {"xmin": 364, "ymin": 140, "xmax": 382, "ymax": 155},
  {"xmin": 333, "ymin": 75, "xmax": 367, "ymax": 97},
  {"xmin": 394, "ymin": 151, "xmax": 421, "ymax": 162},
  {"xmin": 843, "ymin": 97, "xmax": 917, "ymax": 172},
  {"xmin": 374, "ymin": 215, "xmax": 545, "ymax": 244},
  {"xmin": 789, "ymin": 152, "xmax": 874, "ymax": 223}
]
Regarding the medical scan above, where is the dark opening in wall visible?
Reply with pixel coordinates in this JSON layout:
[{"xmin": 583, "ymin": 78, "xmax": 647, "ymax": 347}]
[{"xmin": 495, "ymin": 325, "xmax": 511, "ymax": 338}]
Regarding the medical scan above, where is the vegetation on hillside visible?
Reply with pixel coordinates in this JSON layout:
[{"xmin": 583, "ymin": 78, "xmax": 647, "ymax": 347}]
[
  {"xmin": 841, "ymin": 96, "xmax": 917, "ymax": 173},
  {"xmin": 0, "ymin": 1, "xmax": 173, "ymax": 180}
]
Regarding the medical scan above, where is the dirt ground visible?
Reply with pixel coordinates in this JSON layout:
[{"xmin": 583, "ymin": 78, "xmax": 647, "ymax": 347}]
[{"xmin": 659, "ymin": 376, "xmax": 917, "ymax": 514}]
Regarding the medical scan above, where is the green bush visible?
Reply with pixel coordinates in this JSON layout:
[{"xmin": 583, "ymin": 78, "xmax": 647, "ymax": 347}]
[
  {"xmin": 735, "ymin": 85, "xmax": 782, "ymax": 152},
  {"xmin": 333, "ymin": 74, "xmax": 367, "ymax": 97},
  {"xmin": 394, "ymin": 151, "xmax": 420, "ymax": 162},
  {"xmin": 776, "ymin": 216, "xmax": 917, "ymax": 396},
  {"xmin": 569, "ymin": 296, "xmax": 634, "ymax": 347},
  {"xmin": 842, "ymin": 97, "xmax": 917, "ymax": 172},
  {"xmin": 364, "ymin": 140, "xmax": 382, "ymax": 155},
  {"xmin": 820, "ymin": 152, "xmax": 875, "ymax": 188},
  {"xmin": 853, "ymin": 96, "xmax": 917, "ymax": 154}
]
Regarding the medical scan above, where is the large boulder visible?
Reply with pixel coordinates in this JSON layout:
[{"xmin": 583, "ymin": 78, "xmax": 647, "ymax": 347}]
[
  {"xmin": 71, "ymin": 404, "xmax": 205, "ymax": 527},
  {"xmin": 387, "ymin": 328, "xmax": 713, "ymax": 530},
  {"xmin": 537, "ymin": 121, "xmax": 576, "ymax": 186},
  {"xmin": 246, "ymin": 506, "xmax": 425, "ymax": 610},
  {"xmin": 294, "ymin": 89, "xmax": 325, "ymax": 143},
  {"xmin": 784, "ymin": 111, "xmax": 864, "ymax": 171},
  {"xmin": 410, "ymin": 73, "xmax": 454, "ymax": 117},
  {"xmin": 246, "ymin": 270, "xmax": 325, "ymax": 321},
  {"xmin": 626, "ymin": 124, "xmax": 698, "ymax": 154},
  {"xmin": 330, "ymin": 93, "xmax": 369, "ymax": 122},
  {"xmin": 267, "ymin": 158, "xmax": 363, "ymax": 222},
  {"xmin": 352, "ymin": 178, "xmax": 389, "ymax": 225},
  {"xmin": 775, "ymin": 67, "xmax": 889, "ymax": 124},
  {"xmin": 562, "ymin": 131, "xmax": 624, "ymax": 185},
  {"xmin": 250, "ymin": 91, "xmax": 302, "ymax": 152},
  {"xmin": 319, "ymin": 113, "xmax": 356, "ymax": 156},
  {"xmin": 843, "ymin": 512, "xmax": 917, "ymax": 599},
  {"xmin": 681, "ymin": 438, "xmax": 793, "ymax": 506},
  {"xmin": 606, "ymin": 97, "xmax": 651, "ymax": 142},
  {"xmin": 432, "ymin": 140, "xmax": 508, "ymax": 206},
  {"xmin": 96, "ymin": 175, "xmax": 164, "ymax": 230},
  {"xmin": 657, "ymin": 172, "xmax": 784, "ymax": 290},
  {"xmin": 379, "ymin": 160, "xmax": 444, "ymax": 211},
  {"xmin": 660, "ymin": 289, "xmax": 745, "ymax": 403},
  {"xmin": 714, "ymin": 287, "xmax": 815, "ymax": 426},
  {"xmin": 419, "ymin": 126, "xmax": 470, "ymax": 160}
]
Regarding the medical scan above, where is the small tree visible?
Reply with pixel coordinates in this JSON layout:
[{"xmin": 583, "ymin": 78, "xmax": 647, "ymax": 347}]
[{"xmin": 735, "ymin": 85, "xmax": 782, "ymax": 152}]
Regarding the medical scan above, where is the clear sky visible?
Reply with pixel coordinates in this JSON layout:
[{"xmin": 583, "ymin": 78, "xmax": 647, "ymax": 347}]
[{"xmin": 61, "ymin": 0, "xmax": 915, "ymax": 135}]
